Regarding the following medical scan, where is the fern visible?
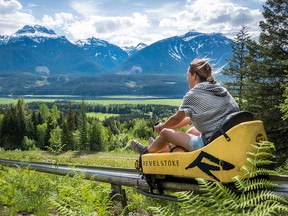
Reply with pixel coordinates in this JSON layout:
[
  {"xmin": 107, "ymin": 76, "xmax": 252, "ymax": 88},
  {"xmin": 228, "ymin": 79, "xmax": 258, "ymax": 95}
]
[
  {"xmin": 233, "ymin": 176, "xmax": 278, "ymax": 192},
  {"xmin": 151, "ymin": 141, "xmax": 288, "ymax": 216},
  {"xmin": 246, "ymin": 151, "xmax": 274, "ymax": 159},
  {"xmin": 49, "ymin": 194, "xmax": 76, "ymax": 216},
  {"xmin": 246, "ymin": 157, "xmax": 276, "ymax": 167},
  {"xmin": 276, "ymin": 158, "xmax": 288, "ymax": 175},
  {"xmin": 241, "ymin": 165, "xmax": 279, "ymax": 177},
  {"xmin": 239, "ymin": 190, "xmax": 288, "ymax": 209},
  {"xmin": 251, "ymin": 200, "xmax": 288, "ymax": 216},
  {"xmin": 250, "ymin": 142, "xmax": 276, "ymax": 152},
  {"xmin": 176, "ymin": 191, "xmax": 214, "ymax": 216},
  {"xmin": 49, "ymin": 173, "xmax": 111, "ymax": 216},
  {"xmin": 148, "ymin": 206, "xmax": 174, "ymax": 216}
]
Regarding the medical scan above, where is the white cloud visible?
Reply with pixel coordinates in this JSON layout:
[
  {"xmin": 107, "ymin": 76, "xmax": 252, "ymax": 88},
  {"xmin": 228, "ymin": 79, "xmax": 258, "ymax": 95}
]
[
  {"xmin": 0, "ymin": 0, "xmax": 21, "ymax": 14},
  {"xmin": 41, "ymin": 12, "xmax": 76, "ymax": 28},
  {"xmin": 62, "ymin": 12, "xmax": 152, "ymax": 46},
  {"xmin": 159, "ymin": 0, "xmax": 263, "ymax": 39},
  {"xmin": 0, "ymin": 0, "xmax": 265, "ymax": 46},
  {"xmin": 0, "ymin": 0, "xmax": 35, "ymax": 35}
]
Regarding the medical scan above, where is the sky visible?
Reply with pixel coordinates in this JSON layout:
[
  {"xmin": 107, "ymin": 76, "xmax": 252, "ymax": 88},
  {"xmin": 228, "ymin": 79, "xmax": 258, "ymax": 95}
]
[{"xmin": 0, "ymin": 0, "xmax": 266, "ymax": 47}]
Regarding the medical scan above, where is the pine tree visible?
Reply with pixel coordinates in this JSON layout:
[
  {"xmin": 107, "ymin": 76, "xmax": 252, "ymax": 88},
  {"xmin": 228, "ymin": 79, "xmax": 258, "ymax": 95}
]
[
  {"xmin": 15, "ymin": 98, "xmax": 28, "ymax": 148},
  {"xmin": 223, "ymin": 25, "xmax": 251, "ymax": 109},
  {"xmin": 61, "ymin": 106, "xmax": 75, "ymax": 151},
  {"xmin": 244, "ymin": 0, "xmax": 288, "ymax": 147},
  {"xmin": 78, "ymin": 101, "xmax": 89, "ymax": 150}
]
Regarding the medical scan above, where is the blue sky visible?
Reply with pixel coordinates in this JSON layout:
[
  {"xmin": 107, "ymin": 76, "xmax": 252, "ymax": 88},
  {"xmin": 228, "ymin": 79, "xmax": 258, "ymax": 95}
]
[{"xmin": 0, "ymin": 0, "xmax": 266, "ymax": 47}]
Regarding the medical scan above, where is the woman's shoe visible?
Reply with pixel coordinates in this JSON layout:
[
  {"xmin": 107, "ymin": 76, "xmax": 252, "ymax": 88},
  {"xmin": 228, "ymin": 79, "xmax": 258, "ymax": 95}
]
[{"xmin": 130, "ymin": 140, "xmax": 147, "ymax": 154}]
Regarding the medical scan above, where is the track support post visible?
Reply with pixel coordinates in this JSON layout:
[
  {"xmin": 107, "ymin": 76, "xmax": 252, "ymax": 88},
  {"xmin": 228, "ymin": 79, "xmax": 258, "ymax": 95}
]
[{"xmin": 110, "ymin": 184, "xmax": 127, "ymax": 208}]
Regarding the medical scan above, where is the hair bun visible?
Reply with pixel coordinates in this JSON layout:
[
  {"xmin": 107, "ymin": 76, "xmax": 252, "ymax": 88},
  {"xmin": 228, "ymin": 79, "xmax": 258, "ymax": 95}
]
[{"xmin": 206, "ymin": 76, "xmax": 216, "ymax": 84}]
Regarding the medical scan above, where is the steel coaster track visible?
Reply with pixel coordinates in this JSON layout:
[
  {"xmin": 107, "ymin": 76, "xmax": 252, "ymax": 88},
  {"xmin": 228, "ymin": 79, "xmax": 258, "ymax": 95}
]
[{"xmin": 0, "ymin": 158, "xmax": 287, "ymax": 200}]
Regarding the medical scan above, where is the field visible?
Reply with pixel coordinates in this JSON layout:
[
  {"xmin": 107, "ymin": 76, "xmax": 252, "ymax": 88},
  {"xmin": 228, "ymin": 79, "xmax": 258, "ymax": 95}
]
[{"xmin": 0, "ymin": 96, "xmax": 183, "ymax": 106}]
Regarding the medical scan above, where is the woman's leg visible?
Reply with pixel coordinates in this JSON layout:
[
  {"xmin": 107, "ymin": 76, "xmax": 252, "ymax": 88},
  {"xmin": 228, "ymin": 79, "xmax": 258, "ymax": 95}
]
[
  {"xmin": 186, "ymin": 126, "xmax": 201, "ymax": 136},
  {"xmin": 147, "ymin": 128, "xmax": 192, "ymax": 153}
]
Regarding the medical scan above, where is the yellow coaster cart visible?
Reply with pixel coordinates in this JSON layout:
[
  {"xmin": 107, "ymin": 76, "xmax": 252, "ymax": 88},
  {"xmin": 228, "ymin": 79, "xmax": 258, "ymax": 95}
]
[{"xmin": 135, "ymin": 111, "xmax": 267, "ymax": 195}]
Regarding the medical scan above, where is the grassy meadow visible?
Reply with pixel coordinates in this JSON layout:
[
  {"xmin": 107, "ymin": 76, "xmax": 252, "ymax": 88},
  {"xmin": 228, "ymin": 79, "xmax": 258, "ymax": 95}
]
[
  {"xmin": 0, "ymin": 150, "xmax": 165, "ymax": 216},
  {"xmin": 0, "ymin": 96, "xmax": 183, "ymax": 106}
]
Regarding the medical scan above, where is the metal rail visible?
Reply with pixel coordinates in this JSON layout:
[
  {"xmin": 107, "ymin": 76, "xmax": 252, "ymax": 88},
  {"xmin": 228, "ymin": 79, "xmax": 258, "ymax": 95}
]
[
  {"xmin": 0, "ymin": 158, "xmax": 287, "ymax": 200},
  {"xmin": 0, "ymin": 159, "xmax": 202, "ymax": 193}
]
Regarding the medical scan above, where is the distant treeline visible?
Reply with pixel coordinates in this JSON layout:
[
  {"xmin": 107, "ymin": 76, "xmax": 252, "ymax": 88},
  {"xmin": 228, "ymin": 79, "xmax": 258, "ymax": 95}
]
[
  {"xmin": 25, "ymin": 101, "xmax": 177, "ymax": 118},
  {"xmin": 0, "ymin": 73, "xmax": 188, "ymax": 97},
  {"xmin": 0, "ymin": 99, "xmax": 178, "ymax": 152}
]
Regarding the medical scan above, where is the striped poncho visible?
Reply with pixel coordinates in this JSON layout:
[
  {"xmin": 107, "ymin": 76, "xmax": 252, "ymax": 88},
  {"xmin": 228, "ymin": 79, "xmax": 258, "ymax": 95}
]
[{"xmin": 179, "ymin": 81, "xmax": 240, "ymax": 137}]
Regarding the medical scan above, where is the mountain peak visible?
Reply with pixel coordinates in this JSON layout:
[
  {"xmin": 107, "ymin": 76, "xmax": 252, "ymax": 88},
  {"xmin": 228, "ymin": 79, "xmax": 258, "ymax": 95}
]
[
  {"xmin": 13, "ymin": 25, "xmax": 58, "ymax": 38},
  {"xmin": 135, "ymin": 43, "xmax": 147, "ymax": 50},
  {"xmin": 76, "ymin": 37, "xmax": 108, "ymax": 47}
]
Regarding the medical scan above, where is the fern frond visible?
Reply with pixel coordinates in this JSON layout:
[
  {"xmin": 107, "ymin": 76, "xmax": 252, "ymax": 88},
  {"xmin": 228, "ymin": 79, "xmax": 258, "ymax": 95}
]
[
  {"xmin": 251, "ymin": 141, "xmax": 276, "ymax": 152},
  {"xmin": 241, "ymin": 165, "xmax": 278, "ymax": 177},
  {"xmin": 176, "ymin": 190, "xmax": 195, "ymax": 202},
  {"xmin": 233, "ymin": 175, "xmax": 278, "ymax": 192},
  {"xmin": 148, "ymin": 206, "xmax": 174, "ymax": 216},
  {"xmin": 49, "ymin": 194, "xmax": 76, "ymax": 216},
  {"xmin": 191, "ymin": 179, "xmax": 243, "ymax": 215},
  {"xmin": 246, "ymin": 151, "xmax": 274, "ymax": 159},
  {"xmin": 196, "ymin": 178, "xmax": 218, "ymax": 193},
  {"xmin": 248, "ymin": 167, "xmax": 278, "ymax": 177},
  {"xmin": 176, "ymin": 191, "xmax": 213, "ymax": 215},
  {"xmin": 246, "ymin": 157, "xmax": 276, "ymax": 167},
  {"xmin": 276, "ymin": 158, "xmax": 288, "ymax": 175},
  {"xmin": 251, "ymin": 200, "xmax": 288, "ymax": 216},
  {"xmin": 239, "ymin": 190, "xmax": 287, "ymax": 209}
]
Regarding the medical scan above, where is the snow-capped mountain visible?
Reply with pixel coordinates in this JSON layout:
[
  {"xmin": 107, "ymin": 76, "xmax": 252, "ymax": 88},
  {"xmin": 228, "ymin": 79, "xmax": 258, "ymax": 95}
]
[
  {"xmin": 0, "ymin": 25, "xmax": 105, "ymax": 75},
  {"xmin": 13, "ymin": 25, "xmax": 59, "ymax": 39},
  {"xmin": 0, "ymin": 25, "xmax": 233, "ymax": 77},
  {"xmin": 75, "ymin": 37, "xmax": 129, "ymax": 70},
  {"xmin": 116, "ymin": 31, "xmax": 233, "ymax": 75},
  {"xmin": 122, "ymin": 43, "xmax": 147, "ymax": 56}
]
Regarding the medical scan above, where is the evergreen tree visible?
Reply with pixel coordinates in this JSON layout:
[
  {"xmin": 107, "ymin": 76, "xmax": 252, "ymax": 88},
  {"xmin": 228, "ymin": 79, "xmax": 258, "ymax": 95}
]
[
  {"xmin": 36, "ymin": 123, "xmax": 48, "ymax": 149},
  {"xmin": 31, "ymin": 111, "xmax": 38, "ymax": 138},
  {"xmin": 223, "ymin": 25, "xmax": 251, "ymax": 109},
  {"xmin": 78, "ymin": 101, "xmax": 89, "ymax": 150},
  {"xmin": 90, "ymin": 120, "xmax": 104, "ymax": 151},
  {"xmin": 244, "ymin": 0, "xmax": 288, "ymax": 147},
  {"xmin": 62, "ymin": 105, "xmax": 76, "ymax": 150},
  {"xmin": 39, "ymin": 103, "xmax": 49, "ymax": 122},
  {"xmin": 61, "ymin": 120, "xmax": 74, "ymax": 151},
  {"xmin": 50, "ymin": 104, "xmax": 60, "ymax": 129},
  {"xmin": 15, "ymin": 98, "xmax": 29, "ymax": 148},
  {"xmin": 1, "ymin": 105, "xmax": 18, "ymax": 148},
  {"xmin": 67, "ymin": 105, "xmax": 76, "ymax": 131},
  {"xmin": 49, "ymin": 126, "xmax": 64, "ymax": 153}
]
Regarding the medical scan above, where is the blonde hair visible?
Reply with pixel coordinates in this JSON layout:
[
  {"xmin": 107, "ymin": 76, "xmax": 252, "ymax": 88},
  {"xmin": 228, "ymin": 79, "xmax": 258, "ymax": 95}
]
[{"xmin": 189, "ymin": 58, "xmax": 216, "ymax": 84}]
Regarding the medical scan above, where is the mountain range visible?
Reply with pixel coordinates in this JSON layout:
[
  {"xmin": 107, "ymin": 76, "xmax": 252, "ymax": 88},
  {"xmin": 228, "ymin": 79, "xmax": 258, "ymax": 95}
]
[
  {"xmin": 0, "ymin": 25, "xmax": 232, "ymax": 75},
  {"xmin": 0, "ymin": 25, "xmax": 233, "ymax": 96}
]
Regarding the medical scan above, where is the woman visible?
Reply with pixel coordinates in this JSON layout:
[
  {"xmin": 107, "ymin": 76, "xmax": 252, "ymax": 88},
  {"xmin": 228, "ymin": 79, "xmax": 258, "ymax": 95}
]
[{"xmin": 131, "ymin": 58, "xmax": 240, "ymax": 154}]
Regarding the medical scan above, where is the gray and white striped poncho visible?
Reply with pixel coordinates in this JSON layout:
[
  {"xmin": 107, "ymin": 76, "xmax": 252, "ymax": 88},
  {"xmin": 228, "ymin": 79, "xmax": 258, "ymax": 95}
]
[{"xmin": 179, "ymin": 81, "xmax": 240, "ymax": 138}]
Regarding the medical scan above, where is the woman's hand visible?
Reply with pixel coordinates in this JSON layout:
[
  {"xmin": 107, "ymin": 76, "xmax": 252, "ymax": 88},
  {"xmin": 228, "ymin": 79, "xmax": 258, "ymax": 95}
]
[{"xmin": 154, "ymin": 122, "xmax": 164, "ymax": 134}]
